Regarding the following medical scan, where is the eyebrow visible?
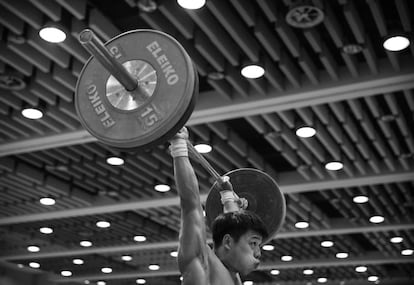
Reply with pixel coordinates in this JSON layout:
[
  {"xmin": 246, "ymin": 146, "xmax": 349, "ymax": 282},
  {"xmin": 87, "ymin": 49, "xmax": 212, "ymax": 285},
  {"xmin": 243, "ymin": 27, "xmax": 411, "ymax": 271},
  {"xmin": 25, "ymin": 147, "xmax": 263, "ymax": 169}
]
[{"xmin": 250, "ymin": 235, "xmax": 262, "ymax": 241}]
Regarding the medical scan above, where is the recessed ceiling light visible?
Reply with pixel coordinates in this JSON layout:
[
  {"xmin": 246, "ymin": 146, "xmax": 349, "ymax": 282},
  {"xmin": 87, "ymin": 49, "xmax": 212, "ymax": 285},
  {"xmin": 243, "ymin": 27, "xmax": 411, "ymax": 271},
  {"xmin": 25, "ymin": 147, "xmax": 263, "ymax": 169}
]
[
  {"xmin": 383, "ymin": 35, "xmax": 410, "ymax": 51},
  {"xmin": 61, "ymin": 270, "xmax": 72, "ymax": 277},
  {"xmin": 390, "ymin": 236, "xmax": 403, "ymax": 243},
  {"xmin": 84, "ymin": 281, "xmax": 90, "ymax": 284},
  {"xmin": 368, "ymin": 276, "xmax": 379, "ymax": 282},
  {"xmin": 320, "ymin": 240, "xmax": 334, "ymax": 247},
  {"xmin": 325, "ymin": 161, "xmax": 343, "ymax": 171},
  {"xmin": 101, "ymin": 267, "xmax": 112, "ymax": 274},
  {"xmin": 281, "ymin": 255, "xmax": 293, "ymax": 261},
  {"xmin": 73, "ymin": 258, "xmax": 84, "ymax": 265},
  {"xmin": 207, "ymin": 71, "xmax": 225, "ymax": 80},
  {"xmin": 17, "ymin": 264, "xmax": 24, "ymax": 268},
  {"xmin": 39, "ymin": 227, "xmax": 53, "ymax": 234},
  {"xmin": 39, "ymin": 26, "xmax": 66, "ymax": 43},
  {"xmin": 154, "ymin": 184, "xmax": 171, "ymax": 192},
  {"xmin": 80, "ymin": 240, "xmax": 92, "ymax": 247},
  {"xmin": 353, "ymin": 195, "xmax": 369, "ymax": 203},
  {"xmin": 369, "ymin": 215, "xmax": 384, "ymax": 224},
  {"xmin": 317, "ymin": 277, "xmax": 328, "ymax": 283},
  {"xmin": 296, "ymin": 126, "xmax": 316, "ymax": 138},
  {"xmin": 96, "ymin": 221, "xmax": 111, "ymax": 228},
  {"xmin": 170, "ymin": 251, "xmax": 178, "ymax": 257},
  {"xmin": 177, "ymin": 0, "xmax": 205, "ymax": 10},
  {"xmin": 241, "ymin": 64, "xmax": 265, "ymax": 79},
  {"xmin": 303, "ymin": 269, "xmax": 314, "ymax": 275},
  {"xmin": 29, "ymin": 262, "xmax": 40, "ymax": 269},
  {"xmin": 243, "ymin": 281, "xmax": 253, "ymax": 285},
  {"xmin": 194, "ymin": 143, "xmax": 212, "ymax": 153},
  {"xmin": 39, "ymin": 197, "xmax": 55, "ymax": 206},
  {"xmin": 295, "ymin": 221, "xmax": 309, "ymax": 229},
  {"xmin": 148, "ymin": 264, "xmax": 160, "ymax": 270},
  {"xmin": 21, "ymin": 108, "xmax": 43, "ymax": 119},
  {"xmin": 270, "ymin": 269, "xmax": 280, "ymax": 275},
  {"xmin": 134, "ymin": 235, "xmax": 147, "ymax": 242},
  {"xmin": 97, "ymin": 281, "xmax": 106, "ymax": 285},
  {"xmin": 106, "ymin": 156, "xmax": 124, "ymax": 166},
  {"xmin": 27, "ymin": 245, "xmax": 40, "ymax": 252},
  {"xmin": 262, "ymin": 245, "xmax": 275, "ymax": 251},
  {"xmin": 121, "ymin": 255, "xmax": 133, "ymax": 261},
  {"xmin": 342, "ymin": 43, "xmax": 363, "ymax": 54},
  {"xmin": 401, "ymin": 249, "xmax": 413, "ymax": 256},
  {"xmin": 355, "ymin": 266, "xmax": 367, "ymax": 273},
  {"xmin": 336, "ymin": 252, "xmax": 349, "ymax": 259},
  {"xmin": 136, "ymin": 279, "xmax": 146, "ymax": 284}
]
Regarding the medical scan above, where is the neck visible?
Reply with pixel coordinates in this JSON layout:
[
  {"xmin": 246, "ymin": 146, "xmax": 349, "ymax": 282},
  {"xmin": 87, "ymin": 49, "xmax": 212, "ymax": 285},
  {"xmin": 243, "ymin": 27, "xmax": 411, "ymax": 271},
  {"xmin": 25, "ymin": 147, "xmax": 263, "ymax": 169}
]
[{"xmin": 214, "ymin": 246, "xmax": 238, "ymax": 275}]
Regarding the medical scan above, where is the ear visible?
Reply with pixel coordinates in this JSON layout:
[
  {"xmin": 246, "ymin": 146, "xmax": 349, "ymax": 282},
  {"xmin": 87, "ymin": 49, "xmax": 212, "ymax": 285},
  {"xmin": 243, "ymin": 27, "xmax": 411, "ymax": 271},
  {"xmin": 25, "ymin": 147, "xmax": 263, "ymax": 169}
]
[{"xmin": 222, "ymin": 234, "xmax": 233, "ymax": 250}]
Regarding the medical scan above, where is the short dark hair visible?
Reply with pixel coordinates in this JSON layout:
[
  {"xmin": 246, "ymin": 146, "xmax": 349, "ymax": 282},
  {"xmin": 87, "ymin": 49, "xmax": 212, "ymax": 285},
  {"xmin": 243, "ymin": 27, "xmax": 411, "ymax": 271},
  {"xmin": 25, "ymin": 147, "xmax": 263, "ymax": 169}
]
[{"xmin": 211, "ymin": 211, "xmax": 268, "ymax": 247}]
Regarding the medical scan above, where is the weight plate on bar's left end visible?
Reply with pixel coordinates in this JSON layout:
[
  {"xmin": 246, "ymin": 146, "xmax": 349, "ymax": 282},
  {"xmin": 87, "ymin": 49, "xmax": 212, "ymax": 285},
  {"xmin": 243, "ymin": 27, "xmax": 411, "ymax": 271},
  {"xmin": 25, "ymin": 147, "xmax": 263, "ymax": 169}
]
[
  {"xmin": 205, "ymin": 168, "xmax": 286, "ymax": 243},
  {"xmin": 75, "ymin": 29, "xmax": 196, "ymax": 150},
  {"xmin": 154, "ymin": 61, "xmax": 199, "ymax": 151}
]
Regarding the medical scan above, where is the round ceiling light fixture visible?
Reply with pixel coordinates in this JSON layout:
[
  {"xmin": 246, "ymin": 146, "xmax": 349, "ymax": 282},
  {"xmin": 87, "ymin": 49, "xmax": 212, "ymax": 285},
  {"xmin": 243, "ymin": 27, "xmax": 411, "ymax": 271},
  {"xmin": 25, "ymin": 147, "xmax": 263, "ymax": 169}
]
[
  {"xmin": 177, "ymin": 0, "xmax": 206, "ymax": 10},
  {"xmin": 39, "ymin": 197, "xmax": 56, "ymax": 206},
  {"xmin": 39, "ymin": 26, "xmax": 66, "ymax": 43},
  {"xmin": 325, "ymin": 161, "xmax": 344, "ymax": 171},
  {"xmin": 154, "ymin": 184, "xmax": 171, "ymax": 192},
  {"xmin": 22, "ymin": 108, "xmax": 43, "ymax": 120},
  {"xmin": 39, "ymin": 227, "xmax": 53, "ymax": 234},
  {"xmin": 383, "ymin": 35, "xmax": 410, "ymax": 51},
  {"xmin": 353, "ymin": 195, "xmax": 369, "ymax": 203},
  {"xmin": 241, "ymin": 64, "xmax": 265, "ymax": 79},
  {"xmin": 270, "ymin": 269, "xmax": 280, "ymax": 275},
  {"xmin": 194, "ymin": 143, "xmax": 212, "ymax": 153},
  {"xmin": 106, "ymin": 156, "xmax": 124, "ymax": 166},
  {"xmin": 296, "ymin": 126, "xmax": 316, "ymax": 138}
]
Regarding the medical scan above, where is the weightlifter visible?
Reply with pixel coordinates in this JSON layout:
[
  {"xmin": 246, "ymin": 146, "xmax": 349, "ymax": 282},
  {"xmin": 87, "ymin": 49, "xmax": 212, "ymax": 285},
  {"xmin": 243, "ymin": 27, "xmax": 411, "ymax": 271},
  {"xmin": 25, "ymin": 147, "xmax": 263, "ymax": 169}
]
[{"xmin": 169, "ymin": 128, "xmax": 268, "ymax": 285}]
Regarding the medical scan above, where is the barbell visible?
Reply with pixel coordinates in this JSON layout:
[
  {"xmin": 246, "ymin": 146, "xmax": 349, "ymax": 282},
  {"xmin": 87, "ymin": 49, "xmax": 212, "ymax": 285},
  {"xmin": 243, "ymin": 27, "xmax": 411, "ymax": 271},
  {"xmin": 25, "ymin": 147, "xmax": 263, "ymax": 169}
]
[{"xmin": 74, "ymin": 29, "xmax": 285, "ymax": 241}]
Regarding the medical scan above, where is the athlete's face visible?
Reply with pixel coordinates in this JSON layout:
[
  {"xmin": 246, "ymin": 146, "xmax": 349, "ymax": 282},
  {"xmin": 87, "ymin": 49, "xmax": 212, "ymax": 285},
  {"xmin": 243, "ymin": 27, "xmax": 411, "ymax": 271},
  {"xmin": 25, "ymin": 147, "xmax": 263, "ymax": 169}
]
[{"xmin": 227, "ymin": 230, "xmax": 263, "ymax": 276}]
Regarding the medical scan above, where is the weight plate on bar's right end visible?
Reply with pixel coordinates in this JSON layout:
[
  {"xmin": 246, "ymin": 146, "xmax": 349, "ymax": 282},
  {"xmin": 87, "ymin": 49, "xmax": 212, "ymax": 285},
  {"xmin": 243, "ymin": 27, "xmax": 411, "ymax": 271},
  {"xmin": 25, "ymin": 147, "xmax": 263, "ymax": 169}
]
[
  {"xmin": 206, "ymin": 168, "xmax": 286, "ymax": 243},
  {"xmin": 75, "ymin": 29, "xmax": 196, "ymax": 150}
]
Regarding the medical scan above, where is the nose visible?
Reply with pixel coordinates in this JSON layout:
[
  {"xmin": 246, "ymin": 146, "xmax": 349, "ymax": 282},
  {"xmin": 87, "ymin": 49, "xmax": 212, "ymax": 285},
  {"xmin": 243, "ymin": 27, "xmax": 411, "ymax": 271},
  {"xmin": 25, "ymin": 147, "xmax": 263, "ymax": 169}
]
[{"xmin": 254, "ymin": 248, "xmax": 261, "ymax": 259}]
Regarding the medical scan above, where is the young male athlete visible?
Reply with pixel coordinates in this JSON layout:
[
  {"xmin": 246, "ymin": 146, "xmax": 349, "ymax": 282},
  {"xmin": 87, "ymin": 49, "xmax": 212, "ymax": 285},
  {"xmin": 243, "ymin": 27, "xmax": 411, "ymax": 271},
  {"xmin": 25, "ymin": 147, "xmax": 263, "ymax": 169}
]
[{"xmin": 169, "ymin": 128, "xmax": 268, "ymax": 285}]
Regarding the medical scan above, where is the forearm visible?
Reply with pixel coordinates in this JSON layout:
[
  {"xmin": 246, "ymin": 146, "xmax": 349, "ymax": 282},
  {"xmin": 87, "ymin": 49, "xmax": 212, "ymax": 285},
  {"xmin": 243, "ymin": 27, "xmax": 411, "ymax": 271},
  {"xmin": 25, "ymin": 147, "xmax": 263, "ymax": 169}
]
[{"xmin": 173, "ymin": 156, "xmax": 202, "ymax": 213}]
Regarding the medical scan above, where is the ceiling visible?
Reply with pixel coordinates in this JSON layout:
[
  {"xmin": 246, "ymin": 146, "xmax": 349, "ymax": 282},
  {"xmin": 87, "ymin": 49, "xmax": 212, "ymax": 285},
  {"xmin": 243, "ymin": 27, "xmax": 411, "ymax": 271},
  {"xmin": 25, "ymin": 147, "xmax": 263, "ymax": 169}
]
[{"xmin": 0, "ymin": 0, "xmax": 413, "ymax": 285}]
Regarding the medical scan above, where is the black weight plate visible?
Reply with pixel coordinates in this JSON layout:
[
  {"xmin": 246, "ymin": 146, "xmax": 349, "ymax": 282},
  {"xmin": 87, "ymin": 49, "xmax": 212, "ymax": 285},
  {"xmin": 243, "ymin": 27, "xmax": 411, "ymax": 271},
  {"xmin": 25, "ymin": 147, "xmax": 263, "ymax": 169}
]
[
  {"xmin": 154, "ymin": 61, "xmax": 199, "ymax": 151},
  {"xmin": 75, "ymin": 29, "xmax": 196, "ymax": 150},
  {"xmin": 205, "ymin": 168, "xmax": 286, "ymax": 243}
]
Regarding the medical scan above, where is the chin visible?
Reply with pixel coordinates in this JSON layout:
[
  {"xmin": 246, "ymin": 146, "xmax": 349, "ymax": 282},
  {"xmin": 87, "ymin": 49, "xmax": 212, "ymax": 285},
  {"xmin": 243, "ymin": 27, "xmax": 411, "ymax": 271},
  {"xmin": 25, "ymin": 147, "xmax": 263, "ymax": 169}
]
[{"xmin": 240, "ymin": 266, "xmax": 256, "ymax": 276}]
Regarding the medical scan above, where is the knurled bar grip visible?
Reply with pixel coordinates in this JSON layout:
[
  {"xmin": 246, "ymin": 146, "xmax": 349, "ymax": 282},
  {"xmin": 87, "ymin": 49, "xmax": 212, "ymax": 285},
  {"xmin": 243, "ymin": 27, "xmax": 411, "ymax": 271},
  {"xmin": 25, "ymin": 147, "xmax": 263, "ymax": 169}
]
[{"xmin": 79, "ymin": 29, "xmax": 138, "ymax": 92}]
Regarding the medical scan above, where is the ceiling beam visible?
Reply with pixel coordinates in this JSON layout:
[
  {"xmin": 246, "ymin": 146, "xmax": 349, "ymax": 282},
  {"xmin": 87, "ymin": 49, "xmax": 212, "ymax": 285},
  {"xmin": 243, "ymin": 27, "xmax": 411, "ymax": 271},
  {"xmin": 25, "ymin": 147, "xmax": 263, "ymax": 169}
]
[
  {"xmin": 2, "ymin": 221, "xmax": 412, "ymax": 260},
  {"xmin": 1, "ymin": 60, "xmax": 414, "ymax": 157},
  {"xmin": 0, "ymin": 163, "xmax": 412, "ymax": 226},
  {"xmin": 48, "ymin": 252, "xmax": 414, "ymax": 282}
]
